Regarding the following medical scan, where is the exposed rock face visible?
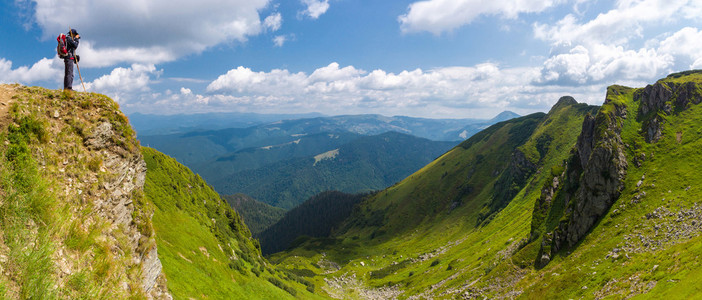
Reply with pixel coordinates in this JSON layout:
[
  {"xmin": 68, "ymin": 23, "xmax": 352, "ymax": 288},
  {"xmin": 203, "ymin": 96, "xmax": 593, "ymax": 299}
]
[
  {"xmin": 565, "ymin": 108, "xmax": 628, "ymax": 247},
  {"xmin": 637, "ymin": 82, "xmax": 673, "ymax": 117},
  {"xmin": 575, "ymin": 114, "xmax": 596, "ymax": 168},
  {"xmin": 88, "ymin": 122, "xmax": 146, "ymax": 228},
  {"xmin": 85, "ymin": 122, "xmax": 170, "ymax": 298},
  {"xmin": 532, "ymin": 76, "xmax": 702, "ymax": 267},
  {"xmin": 142, "ymin": 247, "xmax": 164, "ymax": 294},
  {"xmin": 673, "ymin": 81, "xmax": 702, "ymax": 109},
  {"xmin": 635, "ymin": 80, "xmax": 702, "ymax": 143},
  {"xmin": 529, "ymin": 173, "xmax": 561, "ymax": 242},
  {"xmin": 536, "ymin": 91, "xmax": 629, "ymax": 262}
]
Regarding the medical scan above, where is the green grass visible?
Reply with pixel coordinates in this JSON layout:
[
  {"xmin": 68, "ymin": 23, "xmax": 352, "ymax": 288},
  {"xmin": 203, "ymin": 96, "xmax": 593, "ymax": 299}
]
[
  {"xmin": 270, "ymin": 74, "xmax": 702, "ymax": 298},
  {"xmin": 143, "ymin": 147, "xmax": 325, "ymax": 299},
  {"xmin": 0, "ymin": 109, "xmax": 59, "ymax": 299},
  {"xmin": 270, "ymin": 101, "xmax": 597, "ymax": 298},
  {"xmin": 0, "ymin": 86, "xmax": 173, "ymax": 298}
]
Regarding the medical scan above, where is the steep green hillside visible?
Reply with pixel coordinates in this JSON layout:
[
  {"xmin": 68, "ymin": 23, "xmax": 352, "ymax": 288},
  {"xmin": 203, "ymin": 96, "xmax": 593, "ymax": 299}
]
[
  {"xmin": 143, "ymin": 147, "xmax": 320, "ymax": 299},
  {"xmin": 258, "ymin": 191, "xmax": 369, "ymax": 255},
  {"xmin": 223, "ymin": 194, "xmax": 286, "ymax": 236},
  {"xmin": 269, "ymin": 96, "xmax": 600, "ymax": 298},
  {"xmin": 271, "ymin": 72, "xmax": 702, "ymax": 298},
  {"xmin": 515, "ymin": 71, "xmax": 702, "ymax": 298},
  {"xmin": 215, "ymin": 132, "xmax": 456, "ymax": 209}
]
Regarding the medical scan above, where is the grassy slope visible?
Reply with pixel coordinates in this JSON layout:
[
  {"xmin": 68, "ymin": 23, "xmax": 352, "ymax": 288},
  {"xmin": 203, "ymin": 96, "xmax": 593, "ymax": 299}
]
[
  {"xmin": 273, "ymin": 73, "xmax": 702, "ymax": 299},
  {"xmin": 514, "ymin": 72, "xmax": 702, "ymax": 298},
  {"xmin": 268, "ymin": 98, "xmax": 605, "ymax": 298},
  {"xmin": 143, "ymin": 147, "xmax": 323, "ymax": 299}
]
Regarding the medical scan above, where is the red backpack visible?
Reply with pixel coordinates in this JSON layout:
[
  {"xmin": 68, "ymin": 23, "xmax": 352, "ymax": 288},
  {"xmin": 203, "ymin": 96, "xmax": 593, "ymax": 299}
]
[{"xmin": 57, "ymin": 33, "xmax": 68, "ymax": 58}]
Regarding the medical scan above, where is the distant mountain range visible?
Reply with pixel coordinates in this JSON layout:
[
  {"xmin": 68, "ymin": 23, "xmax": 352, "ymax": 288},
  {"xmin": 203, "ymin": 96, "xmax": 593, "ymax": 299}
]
[
  {"xmin": 135, "ymin": 111, "xmax": 519, "ymax": 209},
  {"xmin": 129, "ymin": 111, "xmax": 325, "ymax": 135},
  {"xmin": 136, "ymin": 112, "xmax": 519, "ymax": 167}
]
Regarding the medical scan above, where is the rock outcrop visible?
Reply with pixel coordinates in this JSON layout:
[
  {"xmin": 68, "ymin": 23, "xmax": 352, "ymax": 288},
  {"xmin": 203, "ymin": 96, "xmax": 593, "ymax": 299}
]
[
  {"xmin": 564, "ymin": 99, "xmax": 628, "ymax": 247},
  {"xmin": 535, "ymin": 87, "xmax": 629, "ymax": 266},
  {"xmin": 85, "ymin": 121, "xmax": 170, "ymax": 298},
  {"xmin": 635, "ymin": 77, "xmax": 702, "ymax": 143}
]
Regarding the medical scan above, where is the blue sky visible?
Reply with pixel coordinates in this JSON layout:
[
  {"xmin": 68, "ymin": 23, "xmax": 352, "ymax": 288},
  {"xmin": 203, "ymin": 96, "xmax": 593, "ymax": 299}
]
[{"xmin": 1, "ymin": 0, "xmax": 701, "ymax": 118}]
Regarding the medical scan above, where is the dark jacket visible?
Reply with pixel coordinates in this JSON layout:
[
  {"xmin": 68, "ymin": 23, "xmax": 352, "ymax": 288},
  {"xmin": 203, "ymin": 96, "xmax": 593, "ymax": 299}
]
[{"xmin": 65, "ymin": 34, "xmax": 79, "ymax": 60}]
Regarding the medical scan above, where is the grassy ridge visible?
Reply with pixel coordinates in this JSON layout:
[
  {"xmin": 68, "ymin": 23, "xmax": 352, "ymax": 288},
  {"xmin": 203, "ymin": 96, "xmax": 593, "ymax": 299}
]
[
  {"xmin": 143, "ymin": 147, "xmax": 325, "ymax": 299},
  {"xmin": 514, "ymin": 72, "xmax": 702, "ymax": 298},
  {"xmin": 272, "ymin": 73, "xmax": 702, "ymax": 299},
  {"xmin": 269, "ymin": 97, "xmax": 605, "ymax": 298},
  {"xmin": 335, "ymin": 112, "xmax": 548, "ymax": 240}
]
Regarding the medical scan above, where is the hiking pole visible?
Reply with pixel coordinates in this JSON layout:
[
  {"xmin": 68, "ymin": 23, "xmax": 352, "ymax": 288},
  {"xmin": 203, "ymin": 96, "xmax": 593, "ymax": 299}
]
[
  {"xmin": 69, "ymin": 27, "xmax": 87, "ymax": 93},
  {"xmin": 75, "ymin": 59, "xmax": 87, "ymax": 93}
]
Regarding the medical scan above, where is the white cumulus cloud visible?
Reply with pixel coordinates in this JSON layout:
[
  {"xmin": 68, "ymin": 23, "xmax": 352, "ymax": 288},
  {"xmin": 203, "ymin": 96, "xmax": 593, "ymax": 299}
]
[
  {"xmin": 399, "ymin": 0, "xmax": 563, "ymax": 34},
  {"xmin": 88, "ymin": 64, "xmax": 162, "ymax": 102},
  {"xmin": 198, "ymin": 62, "xmax": 604, "ymax": 118},
  {"xmin": 29, "ymin": 0, "xmax": 270, "ymax": 67},
  {"xmin": 657, "ymin": 27, "xmax": 702, "ymax": 69},
  {"xmin": 0, "ymin": 57, "xmax": 63, "ymax": 84},
  {"xmin": 533, "ymin": 0, "xmax": 701, "ymax": 86},
  {"xmin": 537, "ymin": 44, "xmax": 674, "ymax": 85},
  {"xmin": 534, "ymin": 0, "xmax": 702, "ymax": 47}
]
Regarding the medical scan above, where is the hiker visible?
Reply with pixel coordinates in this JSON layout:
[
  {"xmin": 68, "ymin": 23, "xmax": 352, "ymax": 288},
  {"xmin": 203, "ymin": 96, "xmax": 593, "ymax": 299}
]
[{"xmin": 63, "ymin": 29, "xmax": 80, "ymax": 91}]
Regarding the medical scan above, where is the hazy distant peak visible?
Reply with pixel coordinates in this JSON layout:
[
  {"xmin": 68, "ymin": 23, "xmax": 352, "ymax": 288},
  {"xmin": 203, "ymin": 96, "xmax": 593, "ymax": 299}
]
[{"xmin": 489, "ymin": 111, "xmax": 521, "ymax": 123}]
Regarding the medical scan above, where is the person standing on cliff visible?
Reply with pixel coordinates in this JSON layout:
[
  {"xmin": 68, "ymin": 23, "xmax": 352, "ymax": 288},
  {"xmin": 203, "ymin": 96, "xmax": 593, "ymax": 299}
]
[{"xmin": 63, "ymin": 29, "xmax": 80, "ymax": 91}]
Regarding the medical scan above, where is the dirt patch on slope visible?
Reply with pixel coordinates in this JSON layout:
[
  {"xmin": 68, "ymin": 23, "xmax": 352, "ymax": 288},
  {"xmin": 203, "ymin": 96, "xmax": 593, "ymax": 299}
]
[{"xmin": 0, "ymin": 84, "xmax": 18, "ymax": 129}]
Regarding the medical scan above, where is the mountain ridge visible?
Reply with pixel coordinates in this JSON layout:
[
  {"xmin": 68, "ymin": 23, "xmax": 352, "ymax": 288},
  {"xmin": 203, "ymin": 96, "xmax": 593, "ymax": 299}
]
[{"xmin": 267, "ymin": 71, "xmax": 702, "ymax": 299}]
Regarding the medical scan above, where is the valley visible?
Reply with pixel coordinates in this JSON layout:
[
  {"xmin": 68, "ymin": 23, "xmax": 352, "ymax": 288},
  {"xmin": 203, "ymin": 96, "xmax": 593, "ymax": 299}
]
[{"xmin": 265, "ymin": 71, "xmax": 702, "ymax": 298}]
